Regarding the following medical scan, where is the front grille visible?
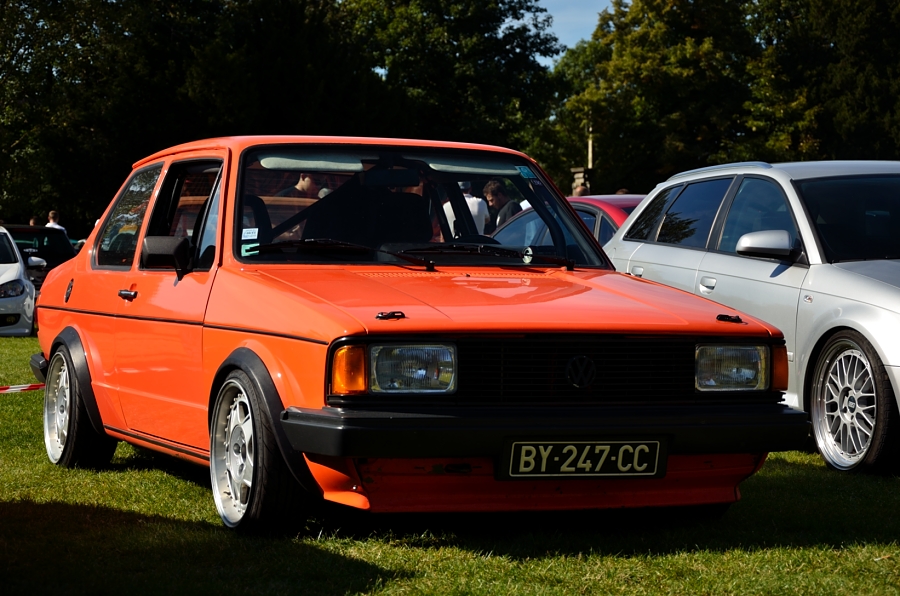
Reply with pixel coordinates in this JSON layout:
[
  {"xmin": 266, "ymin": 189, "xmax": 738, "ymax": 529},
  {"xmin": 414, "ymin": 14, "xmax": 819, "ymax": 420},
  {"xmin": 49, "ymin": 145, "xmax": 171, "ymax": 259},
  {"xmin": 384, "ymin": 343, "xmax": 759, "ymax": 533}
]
[
  {"xmin": 455, "ymin": 335, "xmax": 699, "ymax": 405},
  {"xmin": 329, "ymin": 334, "xmax": 783, "ymax": 407}
]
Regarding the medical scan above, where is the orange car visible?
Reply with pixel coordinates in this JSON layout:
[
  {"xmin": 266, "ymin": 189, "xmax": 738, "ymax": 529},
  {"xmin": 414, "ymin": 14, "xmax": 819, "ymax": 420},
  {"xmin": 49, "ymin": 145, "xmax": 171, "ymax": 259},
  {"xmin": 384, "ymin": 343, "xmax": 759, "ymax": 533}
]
[{"xmin": 31, "ymin": 137, "xmax": 807, "ymax": 530}]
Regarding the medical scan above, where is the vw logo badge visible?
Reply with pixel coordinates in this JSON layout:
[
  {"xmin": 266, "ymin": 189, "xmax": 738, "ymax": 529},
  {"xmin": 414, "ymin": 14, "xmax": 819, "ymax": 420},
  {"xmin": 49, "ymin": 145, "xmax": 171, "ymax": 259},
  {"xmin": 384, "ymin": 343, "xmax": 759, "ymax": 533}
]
[{"xmin": 566, "ymin": 355, "xmax": 597, "ymax": 389}]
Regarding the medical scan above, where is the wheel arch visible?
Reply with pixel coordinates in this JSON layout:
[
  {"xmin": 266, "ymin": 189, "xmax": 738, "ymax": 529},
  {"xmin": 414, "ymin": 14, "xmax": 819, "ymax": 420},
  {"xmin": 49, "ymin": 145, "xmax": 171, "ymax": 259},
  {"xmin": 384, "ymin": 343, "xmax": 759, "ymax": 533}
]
[
  {"xmin": 209, "ymin": 347, "xmax": 320, "ymax": 496},
  {"xmin": 49, "ymin": 327, "xmax": 105, "ymax": 436}
]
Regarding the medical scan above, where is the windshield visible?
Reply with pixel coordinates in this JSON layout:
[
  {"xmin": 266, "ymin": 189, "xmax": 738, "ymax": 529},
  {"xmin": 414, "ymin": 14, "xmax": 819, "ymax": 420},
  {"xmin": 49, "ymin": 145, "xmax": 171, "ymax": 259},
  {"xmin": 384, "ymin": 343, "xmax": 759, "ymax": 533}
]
[
  {"xmin": 0, "ymin": 234, "xmax": 18, "ymax": 265},
  {"xmin": 796, "ymin": 175, "xmax": 900, "ymax": 262},
  {"xmin": 8, "ymin": 228, "xmax": 75, "ymax": 265},
  {"xmin": 237, "ymin": 146, "xmax": 606, "ymax": 269}
]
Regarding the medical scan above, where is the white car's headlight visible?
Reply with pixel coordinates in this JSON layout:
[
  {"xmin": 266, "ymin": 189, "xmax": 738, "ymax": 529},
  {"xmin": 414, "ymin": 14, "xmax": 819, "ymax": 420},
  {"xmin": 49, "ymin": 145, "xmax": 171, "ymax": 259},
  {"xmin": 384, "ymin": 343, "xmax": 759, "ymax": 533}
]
[
  {"xmin": 696, "ymin": 345, "xmax": 769, "ymax": 391},
  {"xmin": 370, "ymin": 345, "xmax": 457, "ymax": 393},
  {"xmin": 0, "ymin": 279, "xmax": 25, "ymax": 298}
]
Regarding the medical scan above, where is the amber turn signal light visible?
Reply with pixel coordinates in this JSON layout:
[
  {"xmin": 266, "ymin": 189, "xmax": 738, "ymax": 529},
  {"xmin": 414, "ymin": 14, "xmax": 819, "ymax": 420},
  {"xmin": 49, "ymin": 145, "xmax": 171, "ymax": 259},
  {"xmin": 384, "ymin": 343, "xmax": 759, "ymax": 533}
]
[
  {"xmin": 332, "ymin": 345, "xmax": 367, "ymax": 394},
  {"xmin": 771, "ymin": 345, "xmax": 789, "ymax": 392}
]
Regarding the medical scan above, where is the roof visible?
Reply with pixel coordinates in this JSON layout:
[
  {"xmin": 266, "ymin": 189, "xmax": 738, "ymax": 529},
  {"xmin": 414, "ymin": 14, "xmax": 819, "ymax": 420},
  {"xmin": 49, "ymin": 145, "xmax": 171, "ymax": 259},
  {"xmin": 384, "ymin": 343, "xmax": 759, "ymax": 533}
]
[
  {"xmin": 668, "ymin": 160, "xmax": 900, "ymax": 183},
  {"xmin": 133, "ymin": 136, "xmax": 531, "ymax": 169}
]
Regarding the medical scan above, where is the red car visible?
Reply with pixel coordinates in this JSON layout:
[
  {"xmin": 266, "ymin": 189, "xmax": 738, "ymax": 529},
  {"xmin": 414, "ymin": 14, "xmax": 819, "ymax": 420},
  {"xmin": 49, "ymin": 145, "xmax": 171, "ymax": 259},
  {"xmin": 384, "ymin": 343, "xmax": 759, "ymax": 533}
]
[
  {"xmin": 494, "ymin": 195, "xmax": 644, "ymax": 247},
  {"xmin": 32, "ymin": 137, "xmax": 806, "ymax": 530}
]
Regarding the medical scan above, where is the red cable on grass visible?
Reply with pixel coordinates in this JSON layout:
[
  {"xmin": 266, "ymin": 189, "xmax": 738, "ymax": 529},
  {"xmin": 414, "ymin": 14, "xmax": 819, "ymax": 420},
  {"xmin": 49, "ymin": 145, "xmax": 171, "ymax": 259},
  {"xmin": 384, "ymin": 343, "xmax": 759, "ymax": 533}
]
[{"xmin": 0, "ymin": 383, "xmax": 45, "ymax": 393}]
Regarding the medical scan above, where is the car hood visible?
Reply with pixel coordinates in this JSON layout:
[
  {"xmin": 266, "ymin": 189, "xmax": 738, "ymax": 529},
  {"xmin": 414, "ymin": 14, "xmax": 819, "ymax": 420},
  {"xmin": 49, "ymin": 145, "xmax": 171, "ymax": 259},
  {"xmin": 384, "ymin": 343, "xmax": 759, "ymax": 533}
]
[
  {"xmin": 832, "ymin": 261, "xmax": 900, "ymax": 290},
  {"xmin": 253, "ymin": 266, "xmax": 778, "ymax": 338},
  {"xmin": 0, "ymin": 262, "xmax": 22, "ymax": 285}
]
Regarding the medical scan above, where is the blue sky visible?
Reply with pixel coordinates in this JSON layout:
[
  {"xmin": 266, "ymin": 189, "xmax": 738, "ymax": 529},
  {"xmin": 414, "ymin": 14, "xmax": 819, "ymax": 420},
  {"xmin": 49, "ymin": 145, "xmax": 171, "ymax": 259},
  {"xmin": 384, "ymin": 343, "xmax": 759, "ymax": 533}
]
[{"xmin": 536, "ymin": 0, "xmax": 612, "ymax": 65}]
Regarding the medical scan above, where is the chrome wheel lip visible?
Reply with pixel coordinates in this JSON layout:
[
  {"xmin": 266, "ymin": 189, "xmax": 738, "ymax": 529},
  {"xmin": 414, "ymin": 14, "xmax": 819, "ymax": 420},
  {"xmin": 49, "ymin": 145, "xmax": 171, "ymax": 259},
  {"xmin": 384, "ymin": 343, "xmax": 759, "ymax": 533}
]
[
  {"xmin": 210, "ymin": 379, "xmax": 256, "ymax": 527},
  {"xmin": 813, "ymin": 342, "xmax": 877, "ymax": 470},
  {"xmin": 43, "ymin": 352, "xmax": 71, "ymax": 464}
]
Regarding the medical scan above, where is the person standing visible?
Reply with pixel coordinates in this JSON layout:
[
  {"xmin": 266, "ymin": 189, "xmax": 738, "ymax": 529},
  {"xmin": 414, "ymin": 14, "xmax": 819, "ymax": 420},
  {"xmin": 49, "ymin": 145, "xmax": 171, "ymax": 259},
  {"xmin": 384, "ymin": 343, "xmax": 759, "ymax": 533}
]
[
  {"xmin": 444, "ymin": 181, "xmax": 490, "ymax": 236},
  {"xmin": 46, "ymin": 210, "xmax": 67, "ymax": 235},
  {"xmin": 483, "ymin": 179, "xmax": 522, "ymax": 233}
]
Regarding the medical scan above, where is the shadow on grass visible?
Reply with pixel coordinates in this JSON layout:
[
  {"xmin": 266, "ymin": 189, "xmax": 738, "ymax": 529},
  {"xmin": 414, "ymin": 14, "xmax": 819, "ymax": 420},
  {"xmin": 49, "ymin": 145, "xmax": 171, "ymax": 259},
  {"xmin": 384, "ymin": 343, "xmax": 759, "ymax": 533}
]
[
  {"xmin": 304, "ymin": 453, "xmax": 900, "ymax": 559},
  {"xmin": 0, "ymin": 500, "xmax": 400, "ymax": 595},
  {"xmin": 107, "ymin": 444, "xmax": 213, "ymax": 488}
]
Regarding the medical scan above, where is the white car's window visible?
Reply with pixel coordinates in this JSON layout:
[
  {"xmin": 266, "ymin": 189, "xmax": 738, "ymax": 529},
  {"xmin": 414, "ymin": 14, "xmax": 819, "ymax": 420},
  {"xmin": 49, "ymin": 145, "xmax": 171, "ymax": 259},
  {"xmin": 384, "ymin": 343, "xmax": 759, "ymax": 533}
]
[
  {"xmin": 657, "ymin": 178, "xmax": 732, "ymax": 248},
  {"xmin": 96, "ymin": 165, "xmax": 162, "ymax": 268},
  {"xmin": 0, "ymin": 234, "xmax": 17, "ymax": 264},
  {"xmin": 719, "ymin": 178, "xmax": 799, "ymax": 253},
  {"xmin": 624, "ymin": 185, "xmax": 681, "ymax": 241}
]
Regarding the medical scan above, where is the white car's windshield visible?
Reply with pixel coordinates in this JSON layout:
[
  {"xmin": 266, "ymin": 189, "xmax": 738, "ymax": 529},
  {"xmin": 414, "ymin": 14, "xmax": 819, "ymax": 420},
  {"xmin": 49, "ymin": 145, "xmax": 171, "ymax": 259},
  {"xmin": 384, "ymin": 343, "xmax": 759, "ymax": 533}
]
[
  {"xmin": 237, "ymin": 146, "xmax": 607, "ymax": 269},
  {"xmin": 796, "ymin": 175, "xmax": 900, "ymax": 262}
]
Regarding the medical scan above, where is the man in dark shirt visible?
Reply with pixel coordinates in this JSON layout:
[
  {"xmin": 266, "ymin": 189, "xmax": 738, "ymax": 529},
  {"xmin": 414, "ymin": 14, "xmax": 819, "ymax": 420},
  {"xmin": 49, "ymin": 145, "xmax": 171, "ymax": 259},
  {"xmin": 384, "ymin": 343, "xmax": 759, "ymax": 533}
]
[{"xmin": 483, "ymin": 179, "xmax": 522, "ymax": 234}]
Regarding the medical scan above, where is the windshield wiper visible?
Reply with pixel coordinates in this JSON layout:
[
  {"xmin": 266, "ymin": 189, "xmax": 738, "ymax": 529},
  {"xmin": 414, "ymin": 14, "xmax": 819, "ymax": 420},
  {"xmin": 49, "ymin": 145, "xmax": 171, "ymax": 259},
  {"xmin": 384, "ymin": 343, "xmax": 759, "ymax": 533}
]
[
  {"xmin": 401, "ymin": 244, "xmax": 575, "ymax": 270},
  {"xmin": 256, "ymin": 238, "xmax": 436, "ymax": 271}
]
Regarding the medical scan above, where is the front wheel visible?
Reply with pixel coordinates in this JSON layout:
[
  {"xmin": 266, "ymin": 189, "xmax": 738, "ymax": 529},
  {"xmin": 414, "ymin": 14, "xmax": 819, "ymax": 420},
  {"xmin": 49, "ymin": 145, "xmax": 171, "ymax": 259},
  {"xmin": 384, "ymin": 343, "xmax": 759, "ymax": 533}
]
[
  {"xmin": 811, "ymin": 330, "xmax": 900, "ymax": 472},
  {"xmin": 209, "ymin": 370, "xmax": 304, "ymax": 531}
]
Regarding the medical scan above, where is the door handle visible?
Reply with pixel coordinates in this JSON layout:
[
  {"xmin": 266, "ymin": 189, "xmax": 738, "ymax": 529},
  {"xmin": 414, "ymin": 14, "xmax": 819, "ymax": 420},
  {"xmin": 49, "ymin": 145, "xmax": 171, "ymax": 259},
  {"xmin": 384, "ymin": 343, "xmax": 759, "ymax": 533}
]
[
  {"xmin": 630, "ymin": 266, "xmax": 644, "ymax": 278},
  {"xmin": 118, "ymin": 289, "xmax": 138, "ymax": 301},
  {"xmin": 699, "ymin": 276, "xmax": 716, "ymax": 294}
]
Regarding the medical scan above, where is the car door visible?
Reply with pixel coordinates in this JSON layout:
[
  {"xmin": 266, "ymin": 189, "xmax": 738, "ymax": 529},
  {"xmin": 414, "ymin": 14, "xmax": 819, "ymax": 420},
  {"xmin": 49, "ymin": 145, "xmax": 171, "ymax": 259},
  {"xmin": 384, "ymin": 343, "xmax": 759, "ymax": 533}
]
[
  {"xmin": 696, "ymin": 176, "xmax": 809, "ymax": 408},
  {"xmin": 625, "ymin": 178, "xmax": 735, "ymax": 293},
  {"xmin": 114, "ymin": 155, "xmax": 226, "ymax": 449},
  {"xmin": 78, "ymin": 164, "xmax": 164, "ymax": 421}
]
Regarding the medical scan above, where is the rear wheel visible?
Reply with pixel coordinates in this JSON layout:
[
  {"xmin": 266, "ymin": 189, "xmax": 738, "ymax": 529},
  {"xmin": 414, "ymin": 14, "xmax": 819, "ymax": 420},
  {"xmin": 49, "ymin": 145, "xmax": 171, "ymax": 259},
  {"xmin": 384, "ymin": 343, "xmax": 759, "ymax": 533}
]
[
  {"xmin": 811, "ymin": 330, "xmax": 900, "ymax": 472},
  {"xmin": 43, "ymin": 346, "xmax": 117, "ymax": 468},
  {"xmin": 210, "ymin": 369, "xmax": 304, "ymax": 531}
]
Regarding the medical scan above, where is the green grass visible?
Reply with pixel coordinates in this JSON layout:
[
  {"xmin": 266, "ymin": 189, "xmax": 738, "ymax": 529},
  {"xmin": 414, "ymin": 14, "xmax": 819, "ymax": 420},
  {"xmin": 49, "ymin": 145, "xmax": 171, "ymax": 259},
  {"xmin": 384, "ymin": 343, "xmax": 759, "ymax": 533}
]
[{"xmin": 3, "ymin": 336, "xmax": 900, "ymax": 594}]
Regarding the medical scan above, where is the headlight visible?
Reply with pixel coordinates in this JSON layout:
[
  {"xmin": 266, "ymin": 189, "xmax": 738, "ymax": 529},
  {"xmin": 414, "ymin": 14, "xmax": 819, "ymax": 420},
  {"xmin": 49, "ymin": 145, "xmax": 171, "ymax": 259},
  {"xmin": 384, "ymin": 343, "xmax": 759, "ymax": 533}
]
[
  {"xmin": 0, "ymin": 279, "xmax": 25, "ymax": 298},
  {"xmin": 371, "ymin": 345, "xmax": 457, "ymax": 393},
  {"xmin": 696, "ymin": 345, "xmax": 769, "ymax": 391}
]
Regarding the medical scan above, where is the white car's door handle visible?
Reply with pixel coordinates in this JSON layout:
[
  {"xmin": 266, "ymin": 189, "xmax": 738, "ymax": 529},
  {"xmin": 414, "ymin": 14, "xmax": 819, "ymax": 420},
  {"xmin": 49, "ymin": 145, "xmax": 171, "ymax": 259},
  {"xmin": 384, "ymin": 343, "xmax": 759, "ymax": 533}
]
[
  {"xmin": 699, "ymin": 276, "xmax": 716, "ymax": 294},
  {"xmin": 631, "ymin": 266, "xmax": 644, "ymax": 278}
]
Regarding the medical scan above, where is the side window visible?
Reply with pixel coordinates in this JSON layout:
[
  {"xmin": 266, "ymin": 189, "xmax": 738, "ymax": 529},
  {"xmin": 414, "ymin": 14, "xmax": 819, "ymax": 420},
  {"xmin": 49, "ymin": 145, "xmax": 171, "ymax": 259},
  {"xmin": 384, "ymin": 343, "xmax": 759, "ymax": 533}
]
[
  {"xmin": 624, "ymin": 185, "xmax": 680, "ymax": 241},
  {"xmin": 598, "ymin": 217, "xmax": 617, "ymax": 245},
  {"xmin": 718, "ymin": 178, "xmax": 798, "ymax": 254},
  {"xmin": 142, "ymin": 160, "xmax": 222, "ymax": 270},
  {"xmin": 576, "ymin": 209, "xmax": 597, "ymax": 234},
  {"xmin": 195, "ymin": 176, "xmax": 222, "ymax": 270},
  {"xmin": 657, "ymin": 178, "xmax": 732, "ymax": 248},
  {"xmin": 96, "ymin": 165, "xmax": 162, "ymax": 268}
]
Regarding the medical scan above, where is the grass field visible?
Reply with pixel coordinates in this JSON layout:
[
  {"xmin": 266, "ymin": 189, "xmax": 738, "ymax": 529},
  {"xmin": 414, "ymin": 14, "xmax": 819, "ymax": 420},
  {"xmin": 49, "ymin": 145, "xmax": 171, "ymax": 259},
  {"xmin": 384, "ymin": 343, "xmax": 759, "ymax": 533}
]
[{"xmin": 2, "ymin": 335, "xmax": 900, "ymax": 594}]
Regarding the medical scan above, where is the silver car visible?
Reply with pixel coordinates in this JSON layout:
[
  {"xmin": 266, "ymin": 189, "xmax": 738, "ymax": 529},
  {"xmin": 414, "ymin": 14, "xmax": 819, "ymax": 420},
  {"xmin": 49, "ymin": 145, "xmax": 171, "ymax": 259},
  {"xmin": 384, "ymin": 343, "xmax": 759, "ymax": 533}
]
[{"xmin": 605, "ymin": 161, "xmax": 900, "ymax": 473}]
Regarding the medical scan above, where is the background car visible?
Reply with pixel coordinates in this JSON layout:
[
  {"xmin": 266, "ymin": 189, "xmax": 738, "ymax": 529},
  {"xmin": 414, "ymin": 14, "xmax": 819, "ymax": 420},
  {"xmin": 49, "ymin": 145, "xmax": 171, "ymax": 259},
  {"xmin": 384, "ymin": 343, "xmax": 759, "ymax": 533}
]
[
  {"xmin": 32, "ymin": 138, "xmax": 806, "ymax": 531},
  {"xmin": 494, "ymin": 195, "xmax": 644, "ymax": 247},
  {"xmin": 3, "ymin": 225, "xmax": 76, "ymax": 291},
  {"xmin": 604, "ymin": 160, "xmax": 900, "ymax": 473},
  {"xmin": 0, "ymin": 226, "xmax": 43, "ymax": 335}
]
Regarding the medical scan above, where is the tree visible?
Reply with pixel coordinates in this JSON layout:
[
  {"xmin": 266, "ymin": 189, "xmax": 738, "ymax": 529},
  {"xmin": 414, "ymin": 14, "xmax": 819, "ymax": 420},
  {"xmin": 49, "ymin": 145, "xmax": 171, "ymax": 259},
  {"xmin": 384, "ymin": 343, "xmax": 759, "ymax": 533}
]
[{"xmin": 338, "ymin": 0, "xmax": 562, "ymax": 148}]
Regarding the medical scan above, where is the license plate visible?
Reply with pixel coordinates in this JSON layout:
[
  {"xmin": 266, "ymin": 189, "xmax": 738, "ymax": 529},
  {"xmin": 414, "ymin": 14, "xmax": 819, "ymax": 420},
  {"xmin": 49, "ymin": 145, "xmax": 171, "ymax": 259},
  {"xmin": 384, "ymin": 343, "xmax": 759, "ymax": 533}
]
[{"xmin": 507, "ymin": 440, "xmax": 662, "ymax": 478}]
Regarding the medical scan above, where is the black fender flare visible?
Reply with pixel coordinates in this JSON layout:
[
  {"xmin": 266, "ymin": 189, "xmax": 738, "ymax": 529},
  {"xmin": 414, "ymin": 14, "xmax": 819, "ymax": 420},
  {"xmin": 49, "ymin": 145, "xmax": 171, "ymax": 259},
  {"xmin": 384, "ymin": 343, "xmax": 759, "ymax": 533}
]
[
  {"xmin": 210, "ymin": 348, "xmax": 320, "ymax": 496},
  {"xmin": 50, "ymin": 327, "xmax": 106, "ymax": 437}
]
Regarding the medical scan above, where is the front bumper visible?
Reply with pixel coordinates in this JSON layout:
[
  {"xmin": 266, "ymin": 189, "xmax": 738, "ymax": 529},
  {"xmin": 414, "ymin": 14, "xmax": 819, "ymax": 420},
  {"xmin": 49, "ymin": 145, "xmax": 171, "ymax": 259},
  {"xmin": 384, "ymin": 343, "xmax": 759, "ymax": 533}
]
[{"xmin": 281, "ymin": 403, "xmax": 810, "ymax": 458}]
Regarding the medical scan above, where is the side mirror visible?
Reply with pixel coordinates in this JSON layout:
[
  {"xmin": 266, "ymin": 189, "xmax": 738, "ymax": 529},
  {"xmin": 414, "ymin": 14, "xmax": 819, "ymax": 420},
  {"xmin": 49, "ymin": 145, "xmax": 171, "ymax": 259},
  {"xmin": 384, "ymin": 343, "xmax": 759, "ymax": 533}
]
[
  {"xmin": 142, "ymin": 236, "xmax": 190, "ymax": 278},
  {"xmin": 735, "ymin": 229, "xmax": 794, "ymax": 260},
  {"xmin": 26, "ymin": 256, "xmax": 47, "ymax": 269}
]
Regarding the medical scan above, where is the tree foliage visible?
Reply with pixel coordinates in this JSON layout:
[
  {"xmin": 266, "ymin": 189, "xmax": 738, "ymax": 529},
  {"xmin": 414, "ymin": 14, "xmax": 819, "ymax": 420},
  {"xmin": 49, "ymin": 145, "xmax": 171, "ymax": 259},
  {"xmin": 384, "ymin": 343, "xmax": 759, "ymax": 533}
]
[
  {"xmin": 0, "ymin": 0, "xmax": 559, "ymax": 235},
  {"xmin": 540, "ymin": 0, "xmax": 900, "ymax": 193}
]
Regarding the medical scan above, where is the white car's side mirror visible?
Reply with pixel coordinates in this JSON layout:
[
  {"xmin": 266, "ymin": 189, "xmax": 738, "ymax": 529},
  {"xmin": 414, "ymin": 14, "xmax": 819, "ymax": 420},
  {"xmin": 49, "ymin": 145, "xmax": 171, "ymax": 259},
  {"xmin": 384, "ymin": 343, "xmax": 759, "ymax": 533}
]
[
  {"xmin": 27, "ymin": 256, "xmax": 47, "ymax": 269},
  {"xmin": 735, "ymin": 229, "xmax": 793, "ymax": 259}
]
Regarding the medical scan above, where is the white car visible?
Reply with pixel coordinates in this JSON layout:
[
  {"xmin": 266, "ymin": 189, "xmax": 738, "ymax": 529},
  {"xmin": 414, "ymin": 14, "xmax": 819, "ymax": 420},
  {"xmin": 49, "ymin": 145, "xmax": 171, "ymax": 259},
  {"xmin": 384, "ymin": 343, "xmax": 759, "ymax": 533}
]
[
  {"xmin": 0, "ymin": 226, "xmax": 44, "ymax": 335},
  {"xmin": 605, "ymin": 161, "xmax": 900, "ymax": 473}
]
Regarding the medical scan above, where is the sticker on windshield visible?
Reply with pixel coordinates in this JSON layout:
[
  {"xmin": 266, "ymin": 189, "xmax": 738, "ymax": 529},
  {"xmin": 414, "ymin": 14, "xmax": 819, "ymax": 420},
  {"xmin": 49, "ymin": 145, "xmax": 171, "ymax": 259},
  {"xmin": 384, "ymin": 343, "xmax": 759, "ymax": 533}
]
[
  {"xmin": 516, "ymin": 166, "xmax": 537, "ymax": 179},
  {"xmin": 242, "ymin": 228, "xmax": 258, "ymax": 240},
  {"xmin": 241, "ymin": 243, "xmax": 259, "ymax": 257}
]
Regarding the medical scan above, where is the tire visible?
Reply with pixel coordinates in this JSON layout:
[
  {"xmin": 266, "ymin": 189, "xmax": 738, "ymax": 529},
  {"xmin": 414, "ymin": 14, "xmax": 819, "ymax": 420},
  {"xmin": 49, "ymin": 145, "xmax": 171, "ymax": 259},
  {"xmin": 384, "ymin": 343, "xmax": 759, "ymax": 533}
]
[
  {"xmin": 811, "ymin": 330, "xmax": 900, "ymax": 472},
  {"xmin": 209, "ymin": 369, "xmax": 304, "ymax": 531},
  {"xmin": 43, "ymin": 346, "xmax": 118, "ymax": 468}
]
